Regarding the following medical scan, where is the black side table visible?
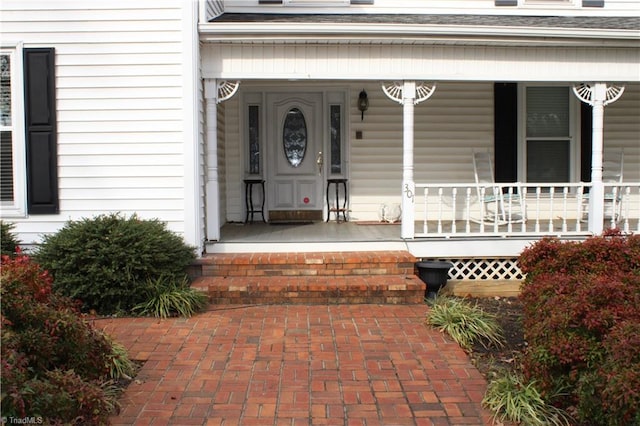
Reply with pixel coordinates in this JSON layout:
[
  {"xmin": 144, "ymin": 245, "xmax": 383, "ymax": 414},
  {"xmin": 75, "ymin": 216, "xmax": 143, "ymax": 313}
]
[
  {"xmin": 244, "ymin": 179, "xmax": 266, "ymax": 223},
  {"xmin": 326, "ymin": 178, "xmax": 348, "ymax": 222}
]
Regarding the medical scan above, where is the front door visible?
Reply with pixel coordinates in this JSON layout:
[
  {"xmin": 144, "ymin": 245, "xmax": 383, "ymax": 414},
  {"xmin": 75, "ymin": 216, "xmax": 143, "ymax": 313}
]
[{"xmin": 267, "ymin": 93, "xmax": 324, "ymax": 222}]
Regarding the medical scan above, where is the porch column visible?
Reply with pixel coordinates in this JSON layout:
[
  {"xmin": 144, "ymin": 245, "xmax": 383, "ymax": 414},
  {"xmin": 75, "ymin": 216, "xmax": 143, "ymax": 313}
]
[
  {"xmin": 573, "ymin": 83, "xmax": 625, "ymax": 234},
  {"xmin": 401, "ymin": 82, "xmax": 417, "ymax": 239},
  {"xmin": 204, "ymin": 79, "xmax": 240, "ymax": 241},
  {"xmin": 382, "ymin": 81, "xmax": 437, "ymax": 239}
]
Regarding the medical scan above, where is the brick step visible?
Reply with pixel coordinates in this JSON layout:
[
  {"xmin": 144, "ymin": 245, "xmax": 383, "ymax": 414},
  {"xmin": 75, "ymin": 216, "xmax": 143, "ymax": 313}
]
[
  {"xmin": 192, "ymin": 275, "xmax": 426, "ymax": 305},
  {"xmin": 191, "ymin": 251, "xmax": 417, "ymax": 278}
]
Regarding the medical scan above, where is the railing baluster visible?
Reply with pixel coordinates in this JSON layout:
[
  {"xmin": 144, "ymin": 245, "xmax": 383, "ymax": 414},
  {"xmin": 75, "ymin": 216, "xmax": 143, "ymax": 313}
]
[
  {"xmin": 520, "ymin": 184, "xmax": 527, "ymax": 232},
  {"xmin": 535, "ymin": 187, "xmax": 541, "ymax": 233},
  {"xmin": 492, "ymin": 186, "xmax": 499, "ymax": 233},
  {"xmin": 437, "ymin": 187, "xmax": 443, "ymax": 234},
  {"xmin": 423, "ymin": 187, "xmax": 429, "ymax": 234},
  {"xmin": 451, "ymin": 187, "xmax": 457, "ymax": 234},
  {"xmin": 465, "ymin": 187, "xmax": 471, "ymax": 233},
  {"xmin": 610, "ymin": 186, "xmax": 618, "ymax": 229},
  {"xmin": 635, "ymin": 186, "xmax": 640, "ymax": 233},
  {"xmin": 548, "ymin": 187, "xmax": 555, "ymax": 233},
  {"xmin": 576, "ymin": 186, "xmax": 584, "ymax": 232},
  {"xmin": 562, "ymin": 187, "xmax": 568, "ymax": 232},
  {"xmin": 479, "ymin": 187, "xmax": 485, "ymax": 233}
]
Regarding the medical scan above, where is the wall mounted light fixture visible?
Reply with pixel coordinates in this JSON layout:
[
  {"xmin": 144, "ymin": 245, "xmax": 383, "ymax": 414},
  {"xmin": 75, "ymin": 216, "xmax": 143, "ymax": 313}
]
[{"xmin": 357, "ymin": 89, "xmax": 369, "ymax": 121}]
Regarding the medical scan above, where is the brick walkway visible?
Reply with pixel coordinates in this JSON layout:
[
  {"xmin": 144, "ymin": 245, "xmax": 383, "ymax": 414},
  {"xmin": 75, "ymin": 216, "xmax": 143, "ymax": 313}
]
[{"xmin": 97, "ymin": 305, "xmax": 494, "ymax": 425}]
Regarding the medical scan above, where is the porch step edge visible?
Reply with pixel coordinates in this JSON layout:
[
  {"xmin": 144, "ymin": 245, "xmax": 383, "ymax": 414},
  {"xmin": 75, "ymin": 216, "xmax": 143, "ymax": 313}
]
[{"xmin": 192, "ymin": 275, "xmax": 425, "ymax": 305}]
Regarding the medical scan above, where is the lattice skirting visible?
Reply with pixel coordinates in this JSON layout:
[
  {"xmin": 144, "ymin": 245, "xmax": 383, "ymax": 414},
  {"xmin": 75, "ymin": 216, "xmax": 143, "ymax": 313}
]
[{"xmin": 425, "ymin": 258, "xmax": 525, "ymax": 281}]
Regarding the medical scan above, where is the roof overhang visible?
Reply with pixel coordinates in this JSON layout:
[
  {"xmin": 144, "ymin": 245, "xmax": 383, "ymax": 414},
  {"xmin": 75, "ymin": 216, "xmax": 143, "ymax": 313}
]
[{"xmin": 199, "ymin": 14, "xmax": 640, "ymax": 47}]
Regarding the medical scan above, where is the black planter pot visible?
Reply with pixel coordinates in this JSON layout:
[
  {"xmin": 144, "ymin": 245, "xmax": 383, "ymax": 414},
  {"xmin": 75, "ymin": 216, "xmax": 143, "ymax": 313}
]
[{"xmin": 416, "ymin": 261, "xmax": 454, "ymax": 299}]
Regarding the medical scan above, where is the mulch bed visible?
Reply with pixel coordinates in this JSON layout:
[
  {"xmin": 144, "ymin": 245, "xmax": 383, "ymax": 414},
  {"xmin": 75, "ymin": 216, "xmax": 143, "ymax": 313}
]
[{"xmin": 464, "ymin": 296, "xmax": 526, "ymax": 379}]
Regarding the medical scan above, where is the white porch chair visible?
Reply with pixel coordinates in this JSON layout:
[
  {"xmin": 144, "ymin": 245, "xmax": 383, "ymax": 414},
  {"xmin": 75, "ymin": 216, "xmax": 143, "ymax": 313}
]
[{"xmin": 472, "ymin": 151, "xmax": 525, "ymax": 225}]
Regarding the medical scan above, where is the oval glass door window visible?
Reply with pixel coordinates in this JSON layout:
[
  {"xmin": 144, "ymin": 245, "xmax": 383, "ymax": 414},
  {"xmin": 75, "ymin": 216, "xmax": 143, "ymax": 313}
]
[{"xmin": 283, "ymin": 108, "xmax": 307, "ymax": 168}]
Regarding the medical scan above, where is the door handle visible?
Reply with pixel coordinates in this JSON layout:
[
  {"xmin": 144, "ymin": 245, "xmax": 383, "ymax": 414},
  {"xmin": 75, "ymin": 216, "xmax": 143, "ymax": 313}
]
[{"xmin": 316, "ymin": 151, "xmax": 323, "ymax": 174}]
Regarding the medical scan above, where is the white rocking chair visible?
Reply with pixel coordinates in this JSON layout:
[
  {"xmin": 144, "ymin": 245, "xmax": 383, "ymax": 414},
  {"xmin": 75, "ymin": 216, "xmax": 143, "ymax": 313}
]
[{"xmin": 472, "ymin": 151, "xmax": 525, "ymax": 225}]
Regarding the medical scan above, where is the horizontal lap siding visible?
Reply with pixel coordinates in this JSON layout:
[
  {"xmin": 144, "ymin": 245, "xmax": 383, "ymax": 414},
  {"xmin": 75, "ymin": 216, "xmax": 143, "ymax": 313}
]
[
  {"xmin": 1, "ymin": 0, "xmax": 186, "ymax": 244},
  {"xmin": 605, "ymin": 83, "xmax": 640, "ymax": 182},
  {"xmin": 350, "ymin": 82, "xmax": 494, "ymax": 221}
]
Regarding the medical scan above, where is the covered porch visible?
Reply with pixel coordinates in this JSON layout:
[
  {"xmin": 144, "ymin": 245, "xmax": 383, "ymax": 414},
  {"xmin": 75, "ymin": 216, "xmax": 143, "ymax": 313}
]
[{"xmin": 199, "ymin": 13, "xmax": 640, "ymax": 257}]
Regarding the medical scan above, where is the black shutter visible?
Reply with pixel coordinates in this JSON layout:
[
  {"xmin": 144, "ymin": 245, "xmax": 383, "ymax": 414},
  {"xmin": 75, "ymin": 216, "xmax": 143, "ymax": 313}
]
[
  {"xmin": 24, "ymin": 48, "xmax": 58, "ymax": 214},
  {"xmin": 494, "ymin": 83, "xmax": 518, "ymax": 183},
  {"xmin": 580, "ymin": 102, "xmax": 592, "ymax": 182}
]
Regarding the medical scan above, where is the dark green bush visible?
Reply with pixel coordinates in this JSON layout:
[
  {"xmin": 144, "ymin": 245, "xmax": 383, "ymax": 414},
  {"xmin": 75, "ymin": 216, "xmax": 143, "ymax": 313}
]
[
  {"xmin": 519, "ymin": 230, "xmax": 640, "ymax": 425},
  {"xmin": 1, "ymin": 253, "xmax": 125, "ymax": 423},
  {"xmin": 1, "ymin": 220, "xmax": 20, "ymax": 257},
  {"xmin": 36, "ymin": 213, "xmax": 196, "ymax": 314}
]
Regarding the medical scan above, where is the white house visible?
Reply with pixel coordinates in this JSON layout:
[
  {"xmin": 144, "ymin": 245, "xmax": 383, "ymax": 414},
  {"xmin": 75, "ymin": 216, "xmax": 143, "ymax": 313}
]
[{"xmin": 1, "ymin": 1, "xmax": 639, "ymax": 281}]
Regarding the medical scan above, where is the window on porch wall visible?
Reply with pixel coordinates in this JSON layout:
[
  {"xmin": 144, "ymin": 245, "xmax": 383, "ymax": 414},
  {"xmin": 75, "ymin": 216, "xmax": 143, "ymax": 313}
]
[
  {"xmin": 247, "ymin": 105, "xmax": 260, "ymax": 175},
  {"xmin": 330, "ymin": 104, "xmax": 342, "ymax": 174},
  {"xmin": 521, "ymin": 85, "xmax": 577, "ymax": 189}
]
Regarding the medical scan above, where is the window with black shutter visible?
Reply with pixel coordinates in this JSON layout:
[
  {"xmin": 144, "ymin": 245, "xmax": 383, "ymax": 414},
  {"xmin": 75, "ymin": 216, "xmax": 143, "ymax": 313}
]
[{"xmin": 24, "ymin": 47, "xmax": 58, "ymax": 214}]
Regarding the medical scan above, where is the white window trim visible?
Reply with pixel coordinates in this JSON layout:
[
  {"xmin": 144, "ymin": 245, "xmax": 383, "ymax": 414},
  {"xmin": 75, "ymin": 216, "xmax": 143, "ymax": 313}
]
[
  {"xmin": 517, "ymin": 83, "xmax": 581, "ymax": 184},
  {"xmin": 0, "ymin": 42, "xmax": 27, "ymax": 218}
]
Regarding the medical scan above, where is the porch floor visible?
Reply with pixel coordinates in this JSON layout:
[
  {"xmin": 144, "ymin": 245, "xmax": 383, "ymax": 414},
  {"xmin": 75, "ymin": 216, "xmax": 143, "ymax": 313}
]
[
  {"xmin": 217, "ymin": 219, "xmax": 601, "ymax": 244},
  {"xmin": 220, "ymin": 221, "xmax": 402, "ymax": 243}
]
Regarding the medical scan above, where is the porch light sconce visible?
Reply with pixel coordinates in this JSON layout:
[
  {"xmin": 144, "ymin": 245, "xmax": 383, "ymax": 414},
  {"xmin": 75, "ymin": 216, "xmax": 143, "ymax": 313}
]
[{"xmin": 358, "ymin": 89, "xmax": 369, "ymax": 121}]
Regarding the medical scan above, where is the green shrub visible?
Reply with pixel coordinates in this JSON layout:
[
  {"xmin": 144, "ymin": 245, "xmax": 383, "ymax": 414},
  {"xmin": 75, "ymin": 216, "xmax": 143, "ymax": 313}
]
[
  {"xmin": 425, "ymin": 296, "xmax": 504, "ymax": 350},
  {"xmin": 36, "ymin": 213, "xmax": 196, "ymax": 314},
  {"xmin": 519, "ymin": 231, "xmax": 640, "ymax": 425},
  {"xmin": 1, "ymin": 220, "xmax": 20, "ymax": 257},
  {"xmin": 1, "ymin": 253, "xmax": 128, "ymax": 423},
  {"xmin": 483, "ymin": 371, "xmax": 571, "ymax": 426},
  {"xmin": 133, "ymin": 275, "xmax": 208, "ymax": 318}
]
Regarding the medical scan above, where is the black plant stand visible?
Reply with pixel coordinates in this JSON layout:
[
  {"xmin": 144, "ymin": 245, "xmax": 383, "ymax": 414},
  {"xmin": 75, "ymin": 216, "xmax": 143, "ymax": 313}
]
[
  {"xmin": 326, "ymin": 178, "xmax": 348, "ymax": 223},
  {"xmin": 416, "ymin": 261, "xmax": 453, "ymax": 299},
  {"xmin": 244, "ymin": 179, "xmax": 266, "ymax": 223}
]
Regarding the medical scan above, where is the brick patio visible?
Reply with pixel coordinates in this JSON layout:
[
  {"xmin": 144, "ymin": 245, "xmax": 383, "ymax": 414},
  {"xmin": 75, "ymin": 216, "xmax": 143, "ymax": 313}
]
[{"xmin": 97, "ymin": 304, "xmax": 494, "ymax": 425}]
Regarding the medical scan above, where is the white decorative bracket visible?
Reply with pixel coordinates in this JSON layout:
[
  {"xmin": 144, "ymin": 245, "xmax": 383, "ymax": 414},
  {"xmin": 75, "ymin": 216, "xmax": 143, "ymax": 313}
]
[
  {"xmin": 216, "ymin": 80, "xmax": 240, "ymax": 103},
  {"xmin": 572, "ymin": 83, "xmax": 625, "ymax": 106},
  {"xmin": 382, "ymin": 81, "xmax": 436, "ymax": 105}
]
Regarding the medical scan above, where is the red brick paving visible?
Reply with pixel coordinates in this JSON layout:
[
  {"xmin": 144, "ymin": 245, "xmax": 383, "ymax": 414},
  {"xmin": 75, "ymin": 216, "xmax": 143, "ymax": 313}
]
[{"xmin": 97, "ymin": 305, "xmax": 494, "ymax": 425}]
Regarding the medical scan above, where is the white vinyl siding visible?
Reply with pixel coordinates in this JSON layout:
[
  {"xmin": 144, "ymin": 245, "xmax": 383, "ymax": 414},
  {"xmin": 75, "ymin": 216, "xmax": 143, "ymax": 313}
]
[
  {"xmin": 604, "ymin": 83, "xmax": 640, "ymax": 182},
  {"xmin": 0, "ymin": 0, "xmax": 189, "ymax": 245},
  {"xmin": 351, "ymin": 82, "xmax": 494, "ymax": 221}
]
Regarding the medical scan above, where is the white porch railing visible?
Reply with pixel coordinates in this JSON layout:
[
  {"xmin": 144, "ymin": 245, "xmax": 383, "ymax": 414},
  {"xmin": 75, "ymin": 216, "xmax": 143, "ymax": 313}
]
[{"xmin": 414, "ymin": 182, "xmax": 640, "ymax": 238}]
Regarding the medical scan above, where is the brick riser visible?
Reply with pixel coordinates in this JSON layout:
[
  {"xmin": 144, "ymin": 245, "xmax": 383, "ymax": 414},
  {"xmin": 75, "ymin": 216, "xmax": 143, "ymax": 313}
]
[{"xmin": 190, "ymin": 251, "xmax": 425, "ymax": 305}]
